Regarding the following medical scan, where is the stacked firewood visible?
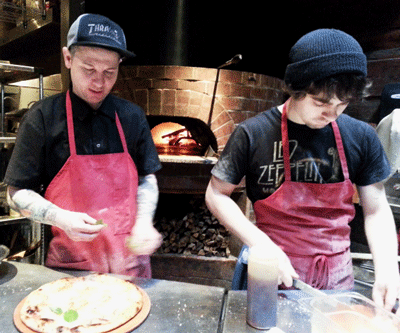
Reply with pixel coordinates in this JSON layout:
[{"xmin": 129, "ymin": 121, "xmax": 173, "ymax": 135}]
[{"xmin": 154, "ymin": 198, "xmax": 231, "ymax": 257}]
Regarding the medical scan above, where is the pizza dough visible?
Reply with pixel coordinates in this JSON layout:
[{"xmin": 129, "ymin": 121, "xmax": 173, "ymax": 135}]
[{"xmin": 20, "ymin": 274, "xmax": 143, "ymax": 333}]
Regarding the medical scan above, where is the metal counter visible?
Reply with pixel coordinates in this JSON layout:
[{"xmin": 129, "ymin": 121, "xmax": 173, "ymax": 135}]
[
  {"xmin": 222, "ymin": 281, "xmax": 374, "ymax": 333},
  {"xmin": 222, "ymin": 290, "xmax": 314, "ymax": 333},
  {"xmin": 0, "ymin": 262, "xmax": 375, "ymax": 333},
  {"xmin": 0, "ymin": 262, "xmax": 225, "ymax": 333}
]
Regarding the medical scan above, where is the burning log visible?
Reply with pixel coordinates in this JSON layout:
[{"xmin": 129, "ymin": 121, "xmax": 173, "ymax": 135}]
[{"xmin": 154, "ymin": 197, "xmax": 231, "ymax": 257}]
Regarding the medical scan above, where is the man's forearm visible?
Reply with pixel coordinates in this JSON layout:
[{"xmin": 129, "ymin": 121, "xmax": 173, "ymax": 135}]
[
  {"xmin": 364, "ymin": 206, "xmax": 399, "ymax": 274},
  {"xmin": 7, "ymin": 186, "xmax": 60, "ymax": 225},
  {"xmin": 136, "ymin": 174, "xmax": 159, "ymax": 223}
]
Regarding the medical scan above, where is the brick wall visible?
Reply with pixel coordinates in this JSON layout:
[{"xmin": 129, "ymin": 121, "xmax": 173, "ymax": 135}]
[{"xmin": 112, "ymin": 65, "xmax": 285, "ymax": 153}]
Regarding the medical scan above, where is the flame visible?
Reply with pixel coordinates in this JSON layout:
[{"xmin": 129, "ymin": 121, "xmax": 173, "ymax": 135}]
[
  {"xmin": 151, "ymin": 122, "xmax": 202, "ymax": 155},
  {"xmin": 151, "ymin": 122, "xmax": 185, "ymax": 145},
  {"xmin": 151, "ymin": 122, "xmax": 198, "ymax": 146}
]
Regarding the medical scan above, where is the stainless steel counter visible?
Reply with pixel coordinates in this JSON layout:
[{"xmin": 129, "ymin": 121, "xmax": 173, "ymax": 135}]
[
  {"xmin": 0, "ymin": 262, "xmax": 375, "ymax": 333},
  {"xmin": 0, "ymin": 262, "xmax": 225, "ymax": 333},
  {"xmin": 222, "ymin": 290, "xmax": 314, "ymax": 333},
  {"xmin": 222, "ymin": 281, "xmax": 374, "ymax": 333}
]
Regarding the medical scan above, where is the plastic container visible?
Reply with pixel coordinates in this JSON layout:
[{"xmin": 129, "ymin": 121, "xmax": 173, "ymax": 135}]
[
  {"xmin": 246, "ymin": 244, "xmax": 279, "ymax": 329},
  {"xmin": 299, "ymin": 292, "xmax": 400, "ymax": 333}
]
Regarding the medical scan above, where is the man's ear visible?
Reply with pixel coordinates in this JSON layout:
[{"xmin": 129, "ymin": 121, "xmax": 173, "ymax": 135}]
[{"xmin": 62, "ymin": 47, "xmax": 72, "ymax": 69}]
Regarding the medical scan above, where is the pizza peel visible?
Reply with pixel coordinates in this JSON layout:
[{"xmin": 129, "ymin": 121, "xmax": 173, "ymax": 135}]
[{"xmin": 13, "ymin": 284, "xmax": 151, "ymax": 333}]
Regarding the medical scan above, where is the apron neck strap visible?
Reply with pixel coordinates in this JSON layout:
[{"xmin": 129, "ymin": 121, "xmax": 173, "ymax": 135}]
[
  {"xmin": 66, "ymin": 90, "xmax": 77, "ymax": 156},
  {"xmin": 281, "ymin": 102, "xmax": 292, "ymax": 180},
  {"xmin": 281, "ymin": 101, "xmax": 350, "ymax": 181},
  {"xmin": 65, "ymin": 90, "xmax": 129, "ymax": 155}
]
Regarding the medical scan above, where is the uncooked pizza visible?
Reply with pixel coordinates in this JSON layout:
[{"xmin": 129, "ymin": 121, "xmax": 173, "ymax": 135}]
[{"xmin": 19, "ymin": 274, "xmax": 144, "ymax": 333}]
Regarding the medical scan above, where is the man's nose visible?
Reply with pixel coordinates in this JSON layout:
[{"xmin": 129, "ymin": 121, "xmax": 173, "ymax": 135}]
[
  {"xmin": 92, "ymin": 72, "xmax": 105, "ymax": 86},
  {"xmin": 323, "ymin": 106, "xmax": 340, "ymax": 119}
]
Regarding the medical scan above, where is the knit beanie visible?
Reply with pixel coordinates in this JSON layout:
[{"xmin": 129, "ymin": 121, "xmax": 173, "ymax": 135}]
[{"xmin": 284, "ymin": 29, "xmax": 367, "ymax": 88}]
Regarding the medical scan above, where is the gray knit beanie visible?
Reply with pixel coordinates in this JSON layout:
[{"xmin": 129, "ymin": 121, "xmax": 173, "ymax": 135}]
[{"xmin": 284, "ymin": 29, "xmax": 367, "ymax": 88}]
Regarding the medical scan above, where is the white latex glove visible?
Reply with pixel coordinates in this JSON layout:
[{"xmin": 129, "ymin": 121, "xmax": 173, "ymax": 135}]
[{"xmin": 126, "ymin": 218, "xmax": 163, "ymax": 255}]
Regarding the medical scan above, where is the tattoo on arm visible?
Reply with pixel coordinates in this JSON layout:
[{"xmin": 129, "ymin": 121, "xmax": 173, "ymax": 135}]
[{"xmin": 7, "ymin": 188, "xmax": 59, "ymax": 225}]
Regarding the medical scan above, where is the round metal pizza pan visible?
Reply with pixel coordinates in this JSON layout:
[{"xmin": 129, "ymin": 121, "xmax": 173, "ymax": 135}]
[{"xmin": 13, "ymin": 285, "xmax": 151, "ymax": 333}]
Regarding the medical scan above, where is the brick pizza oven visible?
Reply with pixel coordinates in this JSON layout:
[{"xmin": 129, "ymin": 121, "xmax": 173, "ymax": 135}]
[
  {"xmin": 113, "ymin": 65, "xmax": 285, "ymax": 192},
  {"xmin": 112, "ymin": 65, "xmax": 285, "ymax": 287}
]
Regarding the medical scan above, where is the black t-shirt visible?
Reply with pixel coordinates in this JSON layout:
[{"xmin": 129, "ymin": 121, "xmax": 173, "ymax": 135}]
[
  {"xmin": 4, "ymin": 91, "xmax": 162, "ymax": 192},
  {"xmin": 211, "ymin": 107, "xmax": 391, "ymax": 203}
]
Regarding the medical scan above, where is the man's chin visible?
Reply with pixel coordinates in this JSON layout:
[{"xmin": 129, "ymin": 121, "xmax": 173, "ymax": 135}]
[{"xmin": 306, "ymin": 119, "xmax": 331, "ymax": 129}]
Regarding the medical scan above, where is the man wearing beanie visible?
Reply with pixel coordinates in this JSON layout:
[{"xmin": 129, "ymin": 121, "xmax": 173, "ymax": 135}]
[
  {"xmin": 4, "ymin": 14, "xmax": 162, "ymax": 277},
  {"xmin": 206, "ymin": 28, "xmax": 400, "ymax": 312}
]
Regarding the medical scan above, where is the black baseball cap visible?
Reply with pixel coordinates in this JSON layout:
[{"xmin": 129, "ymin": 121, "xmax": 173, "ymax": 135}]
[{"xmin": 67, "ymin": 13, "xmax": 136, "ymax": 59}]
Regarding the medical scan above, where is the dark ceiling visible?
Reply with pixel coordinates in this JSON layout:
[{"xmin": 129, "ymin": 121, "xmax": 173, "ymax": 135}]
[
  {"xmin": 70, "ymin": 0, "xmax": 400, "ymax": 79},
  {"xmin": 85, "ymin": 0, "xmax": 400, "ymax": 77}
]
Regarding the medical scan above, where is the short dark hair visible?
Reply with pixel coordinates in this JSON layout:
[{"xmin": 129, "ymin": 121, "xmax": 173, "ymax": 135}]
[{"xmin": 284, "ymin": 73, "xmax": 371, "ymax": 103}]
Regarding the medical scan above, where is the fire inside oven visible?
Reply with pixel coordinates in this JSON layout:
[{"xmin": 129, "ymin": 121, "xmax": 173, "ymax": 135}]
[
  {"xmin": 148, "ymin": 116, "xmax": 218, "ymax": 156},
  {"xmin": 152, "ymin": 122, "xmax": 202, "ymax": 155}
]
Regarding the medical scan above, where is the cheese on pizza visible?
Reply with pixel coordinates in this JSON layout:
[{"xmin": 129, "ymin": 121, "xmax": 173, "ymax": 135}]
[{"xmin": 20, "ymin": 274, "xmax": 143, "ymax": 333}]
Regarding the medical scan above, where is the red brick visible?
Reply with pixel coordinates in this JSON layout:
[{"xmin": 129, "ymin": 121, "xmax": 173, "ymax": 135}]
[
  {"xmin": 193, "ymin": 67, "xmax": 218, "ymax": 81},
  {"xmin": 215, "ymin": 82, "xmax": 231, "ymax": 96},
  {"xmin": 189, "ymin": 91, "xmax": 204, "ymax": 108},
  {"xmin": 164, "ymin": 66, "xmax": 196, "ymax": 80},
  {"xmin": 219, "ymin": 69, "xmax": 243, "ymax": 84},
  {"xmin": 161, "ymin": 104, "xmax": 176, "ymax": 116},
  {"xmin": 216, "ymin": 134, "xmax": 232, "ymax": 152},
  {"xmin": 219, "ymin": 96, "xmax": 246, "ymax": 111},
  {"xmin": 153, "ymin": 79, "xmax": 180, "ymax": 90},
  {"xmin": 134, "ymin": 89, "xmax": 149, "ymax": 112},
  {"xmin": 178, "ymin": 80, "xmax": 209, "ymax": 94},
  {"xmin": 137, "ymin": 66, "xmax": 166, "ymax": 79},
  {"xmin": 228, "ymin": 110, "xmax": 250, "ymax": 125},
  {"xmin": 229, "ymin": 84, "xmax": 251, "ymax": 98},
  {"xmin": 176, "ymin": 90, "xmax": 191, "ymax": 106},
  {"xmin": 148, "ymin": 89, "xmax": 162, "ymax": 115},
  {"xmin": 212, "ymin": 120, "xmax": 235, "ymax": 138},
  {"xmin": 162, "ymin": 89, "xmax": 176, "ymax": 106}
]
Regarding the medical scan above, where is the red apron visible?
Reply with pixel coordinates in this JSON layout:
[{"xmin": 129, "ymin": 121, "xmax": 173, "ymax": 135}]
[
  {"xmin": 253, "ymin": 103, "xmax": 355, "ymax": 289},
  {"xmin": 45, "ymin": 90, "xmax": 150, "ymax": 277}
]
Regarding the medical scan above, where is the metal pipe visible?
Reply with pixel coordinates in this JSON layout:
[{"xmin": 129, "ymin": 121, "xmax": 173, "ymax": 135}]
[
  {"xmin": 207, "ymin": 54, "xmax": 242, "ymax": 127},
  {"xmin": 41, "ymin": 0, "xmax": 47, "ymax": 20},
  {"xmin": 39, "ymin": 73, "xmax": 44, "ymax": 100},
  {"xmin": 1, "ymin": 82, "xmax": 4, "ymax": 136},
  {"xmin": 22, "ymin": 0, "xmax": 27, "ymax": 29}
]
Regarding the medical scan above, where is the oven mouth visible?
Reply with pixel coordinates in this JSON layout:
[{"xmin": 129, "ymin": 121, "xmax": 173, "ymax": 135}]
[{"xmin": 148, "ymin": 115, "xmax": 218, "ymax": 157}]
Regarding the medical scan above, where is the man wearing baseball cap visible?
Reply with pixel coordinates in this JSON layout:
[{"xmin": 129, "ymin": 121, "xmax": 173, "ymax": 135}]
[
  {"xmin": 206, "ymin": 29, "xmax": 400, "ymax": 312},
  {"xmin": 4, "ymin": 14, "xmax": 162, "ymax": 277}
]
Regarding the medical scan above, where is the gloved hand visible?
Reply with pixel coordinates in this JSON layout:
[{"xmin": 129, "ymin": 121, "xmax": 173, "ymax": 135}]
[
  {"xmin": 54, "ymin": 209, "xmax": 106, "ymax": 242},
  {"xmin": 126, "ymin": 218, "xmax": 163, "ymax": 255},
  {"xmin": 273, "ymin": 243, "xmax": 299, "ymax": 287},
  {"xmin": 7, "ymin": 186, "xmax": 105, "ymax": 242}
]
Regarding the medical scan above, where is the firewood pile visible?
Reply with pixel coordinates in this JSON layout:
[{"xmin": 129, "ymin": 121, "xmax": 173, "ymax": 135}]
[{"xmin": 154, "ymin": 197, "xmax": 231, "ymax": 257}]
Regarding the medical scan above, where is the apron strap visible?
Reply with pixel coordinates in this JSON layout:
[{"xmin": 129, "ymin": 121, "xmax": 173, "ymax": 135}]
[
  {"xmin": 66, "ymin": 90, "xmax": 77, "ymax": 156},
  {"xmin": 115, "ymin": 114, "xmax": 129, "ymax": 153},
  {"xmin": 305, "ymin": 255, "xmax": 329, "ymax": 289},
  {"xmin": 281, "ymin": 102, "xmax": 292, "ymax": 180},
  {"xmin": 66, "ymin": 90, "xmax": 129, "ymax": 155},
  {"xmin": 281, "ymin": 101, "xmax": 351, "ymax": 181},
  {"xmin": 331, "ymin": 121, "xmax": 350, "ymax": 180}
]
